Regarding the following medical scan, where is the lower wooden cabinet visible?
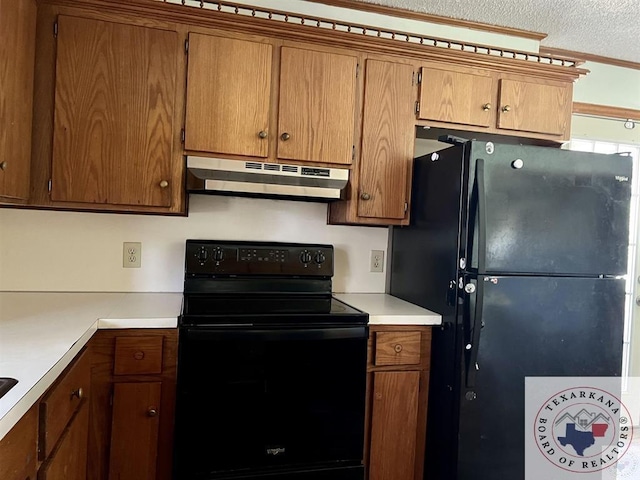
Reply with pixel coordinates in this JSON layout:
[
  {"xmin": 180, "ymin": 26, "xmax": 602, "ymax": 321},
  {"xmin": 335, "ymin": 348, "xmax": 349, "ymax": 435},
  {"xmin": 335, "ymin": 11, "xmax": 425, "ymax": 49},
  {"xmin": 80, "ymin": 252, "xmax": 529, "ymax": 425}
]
[
  {"xmin": 0, "ymin": 404, "xmax": 38, "ymax": 480},
  {"xmin": 87, "ymin": 329, "xmax": 177, "ymax": 480},
  {"xmin": 365, "ymin": 326, "xmax": 431, "ymax": 480}
]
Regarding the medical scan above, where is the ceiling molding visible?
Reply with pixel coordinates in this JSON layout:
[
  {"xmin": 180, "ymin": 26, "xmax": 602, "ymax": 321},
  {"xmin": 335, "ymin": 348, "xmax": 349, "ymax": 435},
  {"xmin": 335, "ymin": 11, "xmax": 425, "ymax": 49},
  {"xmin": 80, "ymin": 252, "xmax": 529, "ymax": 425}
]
[
  {"xmin": 303, "ymin": 0, "xmax": 547, "ymax": 41},
  {"xmin": 540, "ymin": 47, "xmax": 640, "ymax": 71},
  {"xmin": 573, "ymin": 102, "xmax": 640, "ymax": 121}
]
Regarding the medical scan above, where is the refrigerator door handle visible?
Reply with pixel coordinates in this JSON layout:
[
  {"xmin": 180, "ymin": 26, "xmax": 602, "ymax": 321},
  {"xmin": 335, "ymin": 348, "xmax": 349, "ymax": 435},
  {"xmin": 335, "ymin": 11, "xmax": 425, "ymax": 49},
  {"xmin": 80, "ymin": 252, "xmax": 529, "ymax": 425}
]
[
  {"xmin": 476, "ymin": 159, "xmax": 487, "ymax": 273},
  {"xmin": 465, "ymin": 278, "xmax": 484, "ymax": 389}
]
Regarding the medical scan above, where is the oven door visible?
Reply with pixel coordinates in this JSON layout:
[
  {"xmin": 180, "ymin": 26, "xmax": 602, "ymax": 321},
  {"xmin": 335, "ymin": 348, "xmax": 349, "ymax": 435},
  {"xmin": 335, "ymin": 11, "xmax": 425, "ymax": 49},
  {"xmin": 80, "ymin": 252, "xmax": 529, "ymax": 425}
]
[{"xmin": 174, "ymin": 325, "xmax": 368, "ymax": 479}]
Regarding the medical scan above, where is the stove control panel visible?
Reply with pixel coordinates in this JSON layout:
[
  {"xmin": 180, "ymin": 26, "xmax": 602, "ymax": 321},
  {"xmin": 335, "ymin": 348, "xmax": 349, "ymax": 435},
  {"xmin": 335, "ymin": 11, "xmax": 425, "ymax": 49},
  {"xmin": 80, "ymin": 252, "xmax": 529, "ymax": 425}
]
[{"xmin": 185, "ymin": 240, "xmax": 334, "ymax": 276}]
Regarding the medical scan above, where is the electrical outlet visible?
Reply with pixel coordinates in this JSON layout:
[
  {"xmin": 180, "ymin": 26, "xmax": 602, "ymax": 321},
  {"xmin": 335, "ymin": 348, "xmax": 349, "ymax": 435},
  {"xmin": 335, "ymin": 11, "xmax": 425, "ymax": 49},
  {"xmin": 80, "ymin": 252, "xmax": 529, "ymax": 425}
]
[
  {"xmin": 123, "ymin": 242, "xmax": 142, "ymax": 268},
  {"xmin": 370, "ymin": 250, "xmax": 384, "ymax": 273}
]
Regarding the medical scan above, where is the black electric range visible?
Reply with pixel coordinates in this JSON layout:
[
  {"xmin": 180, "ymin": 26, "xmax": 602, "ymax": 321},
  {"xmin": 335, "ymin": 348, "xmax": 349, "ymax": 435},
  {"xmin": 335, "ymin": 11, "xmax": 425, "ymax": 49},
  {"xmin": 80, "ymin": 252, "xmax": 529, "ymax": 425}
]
[{"xmin": 174, "ymin": 240, "xmax": 368, "ymax": 480}]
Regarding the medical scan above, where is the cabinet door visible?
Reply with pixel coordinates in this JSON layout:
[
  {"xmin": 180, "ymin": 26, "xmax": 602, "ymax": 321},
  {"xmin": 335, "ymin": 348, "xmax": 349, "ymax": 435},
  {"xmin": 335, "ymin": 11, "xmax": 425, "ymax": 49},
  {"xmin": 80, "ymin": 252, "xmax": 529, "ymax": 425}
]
[
  {"xmin": 497, "ymin": 78, "xmax": 572, "ymax": 136},
  {"xmin": 277, "ymin": 47, "xmax": 357, "ymax": 165},
  {"xmin": 358, "ymin": 60, "xmax": 414, "ymax": 220},
  {"xmin": 185, "ymin": 33, "xmax": 272, "ymax": 157},
  {"xmin": 108, "ymin": 382, "xmax": 162, "ymax": 480},
  {"xmin": 369, "ymin": 371, "xmax": 420, "ymax": 480},
  {"xmin": 38, "ymin": 404, "xmax": 89, "ymax": 480},
  {"xmin": 418, "ymin": 66, "xmax": 494, "ymax": 127},
  {"xmin": 0, "ymin": 0, "xmax": 36, "ymax": 201},
  {"xmin": 51, "ymin": 16, "xmax": 178, "ymax": 207}
]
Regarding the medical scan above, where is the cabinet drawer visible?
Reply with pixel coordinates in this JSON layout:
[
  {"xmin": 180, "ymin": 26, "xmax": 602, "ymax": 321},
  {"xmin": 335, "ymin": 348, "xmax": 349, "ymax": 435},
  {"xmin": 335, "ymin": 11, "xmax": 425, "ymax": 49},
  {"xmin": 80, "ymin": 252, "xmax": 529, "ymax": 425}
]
[
  {"xmin": 39, "ymin": 349, "xmax": 89, "ymax": 458},
  {"xmin": 374, "ymin": 331, "xmax": 421, "ymax": 366},
  {"xmin": 114, "ymin": 336, "xmax": 163, "ymax": 375}
]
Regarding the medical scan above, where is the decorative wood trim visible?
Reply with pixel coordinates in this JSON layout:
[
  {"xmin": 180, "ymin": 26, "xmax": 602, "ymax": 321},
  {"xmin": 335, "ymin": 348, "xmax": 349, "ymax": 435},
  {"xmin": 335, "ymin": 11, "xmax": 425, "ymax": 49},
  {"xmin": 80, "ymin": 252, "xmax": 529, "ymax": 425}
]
[
  {"xmin": 39, "ymin": 0, "xmax": 586, "ymax": 82},
  {"xmin": 306, "ymin": 0, "xmax": 548, "ymax": 41},
  {"xmin": 540, "ymin": 46, "xmax": 640, "ymax": 70},
  {"xmin": 573, "ymin": 102, "xmax": 640, "ymax": 121}
]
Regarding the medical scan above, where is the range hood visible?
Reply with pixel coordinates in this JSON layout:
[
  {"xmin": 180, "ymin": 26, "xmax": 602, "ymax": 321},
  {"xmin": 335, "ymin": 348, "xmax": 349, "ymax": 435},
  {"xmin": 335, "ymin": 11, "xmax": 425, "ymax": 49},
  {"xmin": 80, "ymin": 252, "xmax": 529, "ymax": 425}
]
[{"xmin": 187, "ymin": 156, "xmax": 349, "ymax": 200}]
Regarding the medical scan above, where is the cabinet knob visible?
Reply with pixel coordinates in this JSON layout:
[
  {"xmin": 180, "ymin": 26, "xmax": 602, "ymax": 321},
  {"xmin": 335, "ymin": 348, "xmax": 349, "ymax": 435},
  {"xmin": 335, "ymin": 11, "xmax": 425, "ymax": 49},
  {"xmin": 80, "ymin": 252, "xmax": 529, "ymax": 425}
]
[
  {"xmin": 71, "ymin": 387, "xmax": 83, "ymax": 400},
  {"xmin": 258, "ymin": 130, "xmax": 268, "ymax": 139},
  {"xmin": 360, "ymin": 192, "xmax": 371, "ymax": 201},
  {"xmin": 159, "ymin": 180, "xmax": 169, "ymax": 188},
  {"xmin": 501, "ymin": 105, "xmax": 511, "ymax": 113},
  {"xmin": 280, "ymin": 132, "xmax": 291, "ymax": 141},
  {"xmin": 0, "ymin": 161, "xmax": 7, "ymax": 171},
  {"xmin": 133, "ymin": 350, "xmax": 145, "ymax": 360},
  {"xmin": 147, "ymin": 407, "xmax": 158, "ymax": 417},
  {"xmin": 482, "ymin": 103, "xmax": 492, "ymax": 112},
  {"xmin": 394, "ymin": 344, "xmax": 403, "ymax": 353}
]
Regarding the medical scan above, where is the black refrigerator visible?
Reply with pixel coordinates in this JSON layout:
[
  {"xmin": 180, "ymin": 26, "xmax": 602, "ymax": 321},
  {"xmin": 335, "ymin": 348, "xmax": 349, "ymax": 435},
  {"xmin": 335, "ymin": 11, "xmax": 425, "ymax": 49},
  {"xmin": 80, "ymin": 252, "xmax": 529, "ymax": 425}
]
[{"xmin": 389, "ymin": 140, "xmax": 633, "ymax": 480}]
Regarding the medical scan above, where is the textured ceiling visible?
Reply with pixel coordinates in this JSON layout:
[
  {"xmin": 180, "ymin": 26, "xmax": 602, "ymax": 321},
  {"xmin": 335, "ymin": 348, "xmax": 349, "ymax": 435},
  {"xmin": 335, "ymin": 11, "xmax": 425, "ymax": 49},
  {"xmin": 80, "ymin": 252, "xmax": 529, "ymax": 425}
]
[{"xmin": 356, "ymin": 0, "xmax": 640, "ymax": 63}]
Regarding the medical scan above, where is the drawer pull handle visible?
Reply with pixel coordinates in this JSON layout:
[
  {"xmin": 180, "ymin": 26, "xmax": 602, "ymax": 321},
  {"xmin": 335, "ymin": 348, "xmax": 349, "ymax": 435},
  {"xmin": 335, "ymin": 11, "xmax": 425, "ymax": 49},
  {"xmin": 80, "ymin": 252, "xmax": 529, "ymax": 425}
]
[
  {"xmin": 133, "ymin": 351, "xmax": 146, "ymax": 360},
  {"xmin": 71, "ymin": 387, "xmax": 84, "ymax": 400},
  {"xmin": 147, "ymin": 407, "xmax": 158, "ymax": 417},
  {"xmin": 394, "ymin": 344, "xmax": 403, "ymax": 353}
]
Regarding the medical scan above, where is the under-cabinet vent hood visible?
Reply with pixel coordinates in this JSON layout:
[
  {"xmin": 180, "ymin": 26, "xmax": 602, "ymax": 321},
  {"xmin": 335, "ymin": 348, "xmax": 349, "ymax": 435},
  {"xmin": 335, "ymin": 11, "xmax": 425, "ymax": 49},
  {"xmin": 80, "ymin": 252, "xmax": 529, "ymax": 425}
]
[{"xmin": 187, "ymin": 156, "xmax": 349, "ymax": 201}]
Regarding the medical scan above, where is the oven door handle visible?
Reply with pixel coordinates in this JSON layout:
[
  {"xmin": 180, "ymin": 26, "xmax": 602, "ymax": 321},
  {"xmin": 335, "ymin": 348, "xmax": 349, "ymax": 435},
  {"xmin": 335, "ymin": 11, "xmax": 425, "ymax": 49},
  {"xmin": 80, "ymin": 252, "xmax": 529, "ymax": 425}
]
[{"xmin": 182, "ymin": 326, "xmax": 368, "ymax": 342}]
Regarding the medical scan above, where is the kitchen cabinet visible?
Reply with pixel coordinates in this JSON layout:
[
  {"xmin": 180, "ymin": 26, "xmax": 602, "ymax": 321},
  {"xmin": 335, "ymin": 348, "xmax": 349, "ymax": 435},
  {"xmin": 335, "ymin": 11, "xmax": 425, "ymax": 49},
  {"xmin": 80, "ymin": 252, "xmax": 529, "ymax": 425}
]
[
  {"xmin": 50, "ymin": 15, "xmax": 180, "ymax": 208},
  {"xmin": 329, "ymin": 59, "xmax": 415, "ymax": 226},
  {"xmin": 0, "ymin": 404, "xmax": 38, "ymax": 480},
  {"xmin": 38, "ymin": 348, "xmax": 91, "ymax": 480},
  {"xmin": 185, "ymin": 32, "xmax": 273, "ymax": 157},
  {"xmin": 417, "ymin": 64, "xmax": 573, "ymax": 140},
  {"xmin": 365, "ymin": 326, "xmax": 431, "ymax": 480},
  {"xmin": 0, "ymin": 0, "xmax": 36, "ymax": 203},
  {"xmin": 87, "ymin": 330, "xmax": 177, "ymax": 480},
  {"xmin": 184, "ymin": 31, "xmax": 358, "ymax": 166}
]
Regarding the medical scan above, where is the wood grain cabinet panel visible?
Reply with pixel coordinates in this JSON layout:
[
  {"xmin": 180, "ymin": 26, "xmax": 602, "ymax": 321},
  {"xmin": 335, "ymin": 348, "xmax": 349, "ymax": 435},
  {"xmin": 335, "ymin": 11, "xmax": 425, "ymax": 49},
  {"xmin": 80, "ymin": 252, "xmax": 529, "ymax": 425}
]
[
  {"xmin": 108, "ymin": 382, "xmax": 162, "ymax": 480},
  {"xmin": 38, "ymin": 404, "xmax": 89, "ymax": 480},
  {"xmin": 0, "ymin": 0, "xmax": 36, "ymax": 202},
  {"xmin": 39, "ymin": 349, "xmax": 90, "ymax": 459},
  {"xmin": 418, "ymin": 67, "xmax": 494, "ymax": 127},
  {"xmin": 369, "ymin": 371, "xmax": 420, "ymax": 480},
  {"xmin": 0, "ymin": 404, "xmax": 38, "ymax": 480},
  {"xmin": 185, "ymin": 33, "xmax": 272, "ymax": 157},
  {"xmin": 277, "ymin": 46, "xmax": 357, "ymax": 165},
  {"xmin": 357, "ymin": 60, "xmax": 415, "ymax": 221},
  {"xmin": 374, "ymin": 331, "xmax": 421, "ymax": 366},
  {"xmin": 51, "ymin": 16, "xmax": 178, "ymax": 207},
  {"xmin": 497, "ymin": 77, "xmax": 572, "ymax": 136},
  {"xmin": 114, "ymin": 336, "xmax": 163, "ymax": 375}
]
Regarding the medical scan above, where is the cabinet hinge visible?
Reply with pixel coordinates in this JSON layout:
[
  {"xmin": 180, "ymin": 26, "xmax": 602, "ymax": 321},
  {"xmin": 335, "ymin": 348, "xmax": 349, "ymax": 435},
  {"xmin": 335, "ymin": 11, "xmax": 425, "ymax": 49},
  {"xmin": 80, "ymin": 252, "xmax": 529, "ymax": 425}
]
[
  {"xmin": 47, "ymin": 179, "xmax": 52, "ymax": 193},
  {"xmin": 181, "ymin": 128, "xmax": 185, "ymax": 144},
  {"xmin": 404, "ymin": 202, "xmax": 408, "ymax": 213},
  {"xmin": 352, "ymin": 145, "xmax": 355, "ymax": 161},
  {"xmin": 184, "ymin": 38, "xmax": 189, "ymax": 54},
  {"xmin": 356, "ymin": 63, "xmax": 360, "ymax": 79},
  {"xmin": 414, "ymin": 101, "xmax": 420, "ymax": 114},
  {"xmin": 109, "ymin": 388, "xmax": 114, "ymax": 407},
  {"xmin": 417, "ymin": 71, "xmax": 422, "ymax": 84},
  {"xmin": 53, "ymin": 21, "xmax": 58, "ymax": 38}
]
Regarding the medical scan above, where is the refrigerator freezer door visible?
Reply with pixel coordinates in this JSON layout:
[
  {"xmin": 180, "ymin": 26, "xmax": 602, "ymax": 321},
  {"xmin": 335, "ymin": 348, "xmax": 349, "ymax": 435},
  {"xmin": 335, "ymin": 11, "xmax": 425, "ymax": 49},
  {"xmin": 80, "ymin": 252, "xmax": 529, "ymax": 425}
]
[
  {"xmin": 455, "ymin": 275, "xmax": 625, "ymax": 480},
  {"xmin": 467, "ymin": 143, "xmax": 632, "ymax": 276}
]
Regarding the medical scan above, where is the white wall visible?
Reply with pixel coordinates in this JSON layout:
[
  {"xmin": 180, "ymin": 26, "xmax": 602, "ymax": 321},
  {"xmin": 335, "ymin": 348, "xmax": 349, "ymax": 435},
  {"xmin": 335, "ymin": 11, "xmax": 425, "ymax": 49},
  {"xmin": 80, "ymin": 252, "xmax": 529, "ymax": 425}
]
[
  {"xmin": 0, "ymin": 195, "xmax": 388, "ymax": 293},
  {"xmin": 573, "ymin": 61, "xmax": 640, "ymax": 111}
]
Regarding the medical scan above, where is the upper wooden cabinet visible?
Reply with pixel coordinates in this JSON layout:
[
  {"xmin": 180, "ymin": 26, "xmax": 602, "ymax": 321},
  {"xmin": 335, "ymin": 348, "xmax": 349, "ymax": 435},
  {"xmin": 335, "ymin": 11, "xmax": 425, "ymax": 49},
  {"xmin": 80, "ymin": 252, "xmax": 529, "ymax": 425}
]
[
  {"xmin": 50, "ymin": 15, "xmax": 180, "ymax": 208},
  {"xmin": 496, "ymin": 77, "xmax": 572, "ymax": 136},
  {"xmin": 416, "ymin": 64, "xmax": 573, "ymax": 140},
  {"xmin": 418, "ymin": 66, "xmax": 494, "ymax": 128},
  {"xmin": 184, "ymin": 33, "xmax": 358, "ymax": 166},
  {"xmin": 0, "ymin": 0, "xmax": 36, "ymax": 203},
  {"xmin": 329, "ymin": 58, "xmax": 415, "ymax": 226},
  {"xmin": 185, "ymin": 33, "xmax": 272, "ymax": 157},
  {"xmin": 277, "ymin": 47, "xmax": 358, "ymax": 165}
]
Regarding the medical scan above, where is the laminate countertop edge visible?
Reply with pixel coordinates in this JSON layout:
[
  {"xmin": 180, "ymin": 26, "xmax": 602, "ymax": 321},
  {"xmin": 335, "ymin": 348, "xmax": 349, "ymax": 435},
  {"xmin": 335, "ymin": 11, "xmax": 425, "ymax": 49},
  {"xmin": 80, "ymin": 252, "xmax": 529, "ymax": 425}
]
[
  {"xmin": 0, "ymin": 292, "xmax": 182, "ymax": 441},
  {"xmin": 333, "ymin": 293, "xmax": 442, "ymax": 325}
]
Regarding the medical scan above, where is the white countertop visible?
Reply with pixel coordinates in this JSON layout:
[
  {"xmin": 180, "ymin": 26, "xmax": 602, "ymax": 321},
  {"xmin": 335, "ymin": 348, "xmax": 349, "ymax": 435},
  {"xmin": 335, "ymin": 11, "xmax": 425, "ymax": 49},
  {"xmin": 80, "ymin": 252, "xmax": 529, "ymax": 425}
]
[
  {"xmin": 0, "ymin": 292, "xmax": 182, "ymax": 441},
  {"xmin": 333, "ymin": 293, "xmax": 441, "ymax": 325}
]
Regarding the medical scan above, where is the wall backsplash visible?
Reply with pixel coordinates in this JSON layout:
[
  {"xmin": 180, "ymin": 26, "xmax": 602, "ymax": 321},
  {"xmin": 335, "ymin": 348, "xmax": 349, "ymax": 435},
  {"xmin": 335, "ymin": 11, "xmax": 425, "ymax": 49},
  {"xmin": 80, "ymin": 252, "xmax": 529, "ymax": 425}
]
[{"xmin": 0, "ymin": 195, "xmax": 389, "ymax": 293}]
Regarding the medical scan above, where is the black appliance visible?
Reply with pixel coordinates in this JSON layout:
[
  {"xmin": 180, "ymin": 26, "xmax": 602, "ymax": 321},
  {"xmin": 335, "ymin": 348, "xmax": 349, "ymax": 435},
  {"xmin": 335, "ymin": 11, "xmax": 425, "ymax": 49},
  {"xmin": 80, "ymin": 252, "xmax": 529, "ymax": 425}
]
[
  {"xmin": 389, "ymin": 140, "xmax": 633, "ymax": 479},
  {"xmin": 174, "ymin": 240, "xmax": 368, "ymax": 480}
]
